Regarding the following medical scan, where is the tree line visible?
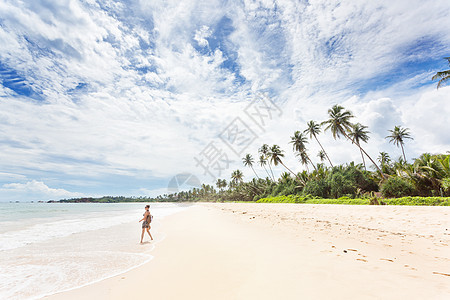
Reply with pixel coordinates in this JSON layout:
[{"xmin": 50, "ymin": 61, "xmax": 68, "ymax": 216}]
[{"xmin": 159, "ymin": 104, "xmax": 449, "ymax": 203}]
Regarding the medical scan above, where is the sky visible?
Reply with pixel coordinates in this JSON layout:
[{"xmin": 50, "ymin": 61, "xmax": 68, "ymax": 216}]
[{"xmin": 0, "ymin": 0, "xmax": 449, "ymax": 202}]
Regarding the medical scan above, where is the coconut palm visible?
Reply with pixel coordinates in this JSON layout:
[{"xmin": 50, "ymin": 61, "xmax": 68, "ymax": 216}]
[
  {"xmin": 231, "ymin": 169, "xmax": 244, "ymax": 186},
  {"xmin": 348, "ymin": 123, "xmax": 370, "ymax": 170},
  {"xmin": 290, "ymin": 131, "xmax": 317, "ymax": 172},
  {"xmin": 297, "ymin": 149, "xmax": 311, "ymax": 172},
  {"xmin": 215, "ymin": 179, "xmax": 222, "ymax": 191},
  {"xmin": 289, "ymin": 131, "xmax": 308, "ymax": 152},
  {"xmin": 432, "ymin": 57, "xmax": 450, "ymax": 89},
  {"xmin": 216, "ymin": 179, "xmax": 227, "ymax": 191},
  {"xmin": 258, "ymin": 154, "xmax": 273, "ymax": 180},
  {"xmin": 259, "ymin": 144, "xmax": 275, "ymax": 180},
  {"xmin": 304, "ymin": 120, "xmax": 333, "ymax": 167},
  {"xmin": 268, "ymin": 144, "xmax": 298, "ymax": 179},
  {"xmin": 386, "ymin": 126, "xmax": 413, "ymax": 162},
  {"xmin": 378, "ymin": 152, "xmax": 391, "ymax": 170},
  {"xmin": 242, "ymin": 153, "xmax": 260, "ymax": 179},
  {"xmin": 321, "ymin": 105, "xmax": 354, "ymax": 139},
  {"xmin": 317, "ymin": 150, "xmax": 326, "ymax": 162},
  {"xmin": 322, "ymin": 105, "xmax": 384, "ymax": 177}
]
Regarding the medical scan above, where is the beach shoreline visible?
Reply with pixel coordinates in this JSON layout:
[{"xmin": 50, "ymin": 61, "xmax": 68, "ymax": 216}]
[{"xmin": 45, "ymin": 203, "xmax": 450, "ymax": 300}]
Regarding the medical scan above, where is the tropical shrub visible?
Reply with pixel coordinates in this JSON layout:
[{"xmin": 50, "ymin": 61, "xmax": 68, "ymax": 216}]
[
  {"xmin": 442, "ymin": 177, "xmax": 450, "ymax": 196},
  {"xmin": 380, "ymin": 177, "xmax": 416, "ymax": 198},
  {"xmin": 302, "ymin": 179, "xmax": 330, "ymax": 198}
]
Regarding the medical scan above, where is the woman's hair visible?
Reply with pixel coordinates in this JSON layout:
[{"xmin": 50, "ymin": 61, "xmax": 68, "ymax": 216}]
[{"xmin": 145, "ymin": 205, "xmax": 150, "ymax": 208}]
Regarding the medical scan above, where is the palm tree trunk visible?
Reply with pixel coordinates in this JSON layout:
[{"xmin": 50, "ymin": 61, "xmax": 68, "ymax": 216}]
[
  {"xmin": 251, "ymin": 166, "xmax": 260, "ymax": 179},
  {"xmin": 267, "ymin": 162, "xmax": 276, "ymax": 181},
  {"xmin": 343, "ymin": 132, "xmax": 385, "ymax": 178},
  {"xmin": 308, "ymin": 158, "xmax": 318, "ymax": 172},
  {"xmin": 315, "ymin": 136, "xmax": 333, "ymax": 167},
  {"xmin": 401, "ymin": 143, "xmax": 407, "ymax": 162},
  {"xmin": 262, "ymin": 165, "xmax": 271, "ymax": 180},
  {"xmin": 359, "ymin": 148, "xmax": 366, "ymax": 170},
  {"xmin": 280, "ymin": 161, "xmax": 302, "ymax": 182}
]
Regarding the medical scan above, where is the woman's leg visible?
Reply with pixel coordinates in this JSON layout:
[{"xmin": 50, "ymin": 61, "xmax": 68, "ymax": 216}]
[
  {"xmin": 140, "ymin": 227, "xmax": 145, "ymax": 243},
  {"xmin": 146, "ymin": 226, "xmax": 153, "ymax": 240}
]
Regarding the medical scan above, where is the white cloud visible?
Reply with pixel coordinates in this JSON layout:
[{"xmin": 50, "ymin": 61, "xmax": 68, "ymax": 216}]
[
  {"xmin": 0, "ymin": 0, "xmax": 449, "ymax": 198},
  {"xmin": 1, "ymin": 180, "xmax": 84, "ymax": 200},
  {"xmin": 194, "ymin": 25, "xmax": 212, "ymax": 47}
]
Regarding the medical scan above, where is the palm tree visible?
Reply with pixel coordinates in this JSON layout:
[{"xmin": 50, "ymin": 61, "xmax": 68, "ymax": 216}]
[
  {"xmin": 348, "ymin": 123, "xmax": 370, "ymax": 170},
  {"xmin": 289, "ymin": 131, "xmax": 308, "ymax": 152},
  {"xmin": 216, "ymin": 179, "xmax": 222, "ymax": 191},
  {"xmin": 290, "ymin": 131, "xmax": 317, "ymax": 172},
  {"xmin": 317, "ymin": 150, "xmax": 326, "ymax": 162},
  {"xmin": 259, "ymin": 144, "xmax": 275, "ymax": 180},
  {"xmin": 258, "ymin": 154, "xmax": 273, "ymax": 180},
  {"xmin": 297, "ymin": 149, "xmax": 311, "ymax": 172},
  {"xmin": 304, "ymin": 120, "xmax": 333, "ymax": 167},
  {"xmin": 386, "ymin": 126, "xmax": 413, "ymax": 162},
  {"xmin": 242, "ymin": 153, "xmax": 260, "ymax": 179},
  {"xmin": 231, "ymin": 170, "xmax": 244, "ymax": 186},
  {"xmin": 268, "ymin": 144, "xmax": 298, "ymax": 179},
  {"xmin": 322, "ymin": 105, "xmax": 384, "ymax": 178},
  {"xmin": 378, "ymin": 152, "xmax": 391, "ymax": 168},
  {"xmin": 432, "ymin": 57, "xmax": 450, "ymax": 89},
  {"xmin": 216, "ymin": 179, "xmax": 227, "ymax": 191}
]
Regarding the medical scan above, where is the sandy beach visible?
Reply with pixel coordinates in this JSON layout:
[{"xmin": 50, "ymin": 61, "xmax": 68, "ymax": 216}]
[{"xmin": 45, "ymin": 203, "xmax": 450, "ymax": 300}]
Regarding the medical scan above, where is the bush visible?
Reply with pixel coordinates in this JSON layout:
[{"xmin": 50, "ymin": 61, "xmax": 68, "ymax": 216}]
[
  {"xmin": 329, "ymin": 173, "xmax": 356, "ymax": 198},
  {"xmin": 255, "ymin": 195, "xmax": 450, "ymax": 206},
  {"xmin": 442, "ymin": 178, "xmax": 450, "ymax": 196},
  {"xmin": 380, "ymin": 177, "xmax": 416, "ymax": 198},
  {"xmin": 302, "ymin": 179, "xmax": 330, "ymax": 198}
]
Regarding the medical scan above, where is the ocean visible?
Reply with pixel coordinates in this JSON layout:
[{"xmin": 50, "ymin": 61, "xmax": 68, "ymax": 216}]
[{"xmin": 0, "ymin": 202, "xmax": 189, "ymax": 299}]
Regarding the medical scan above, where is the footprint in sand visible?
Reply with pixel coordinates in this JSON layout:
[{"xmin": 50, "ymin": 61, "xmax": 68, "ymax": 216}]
[
  {"xmin": 433, "ymin": 272, "xmax": 450, "ymax": 277},
  {"xmin": 356, "ymin": 258, "xmax": 367, "ymax": 262}
]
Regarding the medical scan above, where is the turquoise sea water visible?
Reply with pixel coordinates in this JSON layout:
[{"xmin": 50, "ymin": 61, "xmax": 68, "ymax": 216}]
[{"xmin": 0, "ymin": 202, "xmax": 189, "ymax": 299}]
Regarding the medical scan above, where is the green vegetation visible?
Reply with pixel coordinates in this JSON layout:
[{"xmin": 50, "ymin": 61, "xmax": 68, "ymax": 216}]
[
  {"xmin": 149, "ymin": 104, "xmax": 449, "ymax": 206},
  {"xmin": 59, "ymin": 104, "xmax": 449, "ymax": 207},
  {"xmin": 256, "ymin": 195, "xmax": 450, "ymax": 206}
]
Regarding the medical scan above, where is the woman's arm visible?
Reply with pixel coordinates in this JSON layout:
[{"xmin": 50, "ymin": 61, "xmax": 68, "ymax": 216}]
[{"xmin": 139, "ymin": 211, "xmax": 149, "ymax": 222}]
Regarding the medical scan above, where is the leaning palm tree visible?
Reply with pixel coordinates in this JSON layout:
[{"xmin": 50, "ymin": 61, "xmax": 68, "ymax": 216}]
[
  {"xmin": 432, "ymin": 57, "xmax": 450, "ymax": 89},
  {"xmin": 348, "ymin": 123, "xmax": 370, "ymax": 170},
  {"xmin": 258, "ymin": 154, "xmax": 273, "ymax": 180},
  {"xmin": 386, "ymin": 126, "xmax": 413, "ymax": 162},
  {"xmin": 242, "ymin": 153, "xmax": 260, "ymax": 179},
  {"xmin": 322, "ymin": 105, "xmax": 384, "ymax": 178},
  {"xmin": 268, "ymin": 144, "xmax": 298, "ymax": 179},
  {"xmin": 290, "ymin": 131, "xmax": 317, "ymax": 171},
  {"xmin": 259, "ymin": 144, "xmax": 275, "ymax": 180},
  {"xmin": 304, "ymin": 120, "xmax": 333, "ymax": 167}
]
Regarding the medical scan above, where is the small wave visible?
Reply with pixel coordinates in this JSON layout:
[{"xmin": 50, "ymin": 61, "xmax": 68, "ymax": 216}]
[{"xmin": 0, "ymin": 211, "xmax": 138, "ymax": 251}]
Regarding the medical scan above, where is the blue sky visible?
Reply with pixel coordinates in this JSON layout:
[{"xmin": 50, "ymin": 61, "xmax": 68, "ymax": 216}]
[{"xmin": 0, "ymin": 0, "xmax": 449, "ymax": 201}]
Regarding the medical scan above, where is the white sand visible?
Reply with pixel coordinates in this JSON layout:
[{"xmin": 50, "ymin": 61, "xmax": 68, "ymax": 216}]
[{"xmin": 45, "ymin": 203, "xmax": 450, "ymax": 300}]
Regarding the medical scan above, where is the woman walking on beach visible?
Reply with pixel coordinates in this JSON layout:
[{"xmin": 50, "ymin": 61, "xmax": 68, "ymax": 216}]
[{"xmin": 139, "ymin": 205, "xmax": 153, "ymax": 243}]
